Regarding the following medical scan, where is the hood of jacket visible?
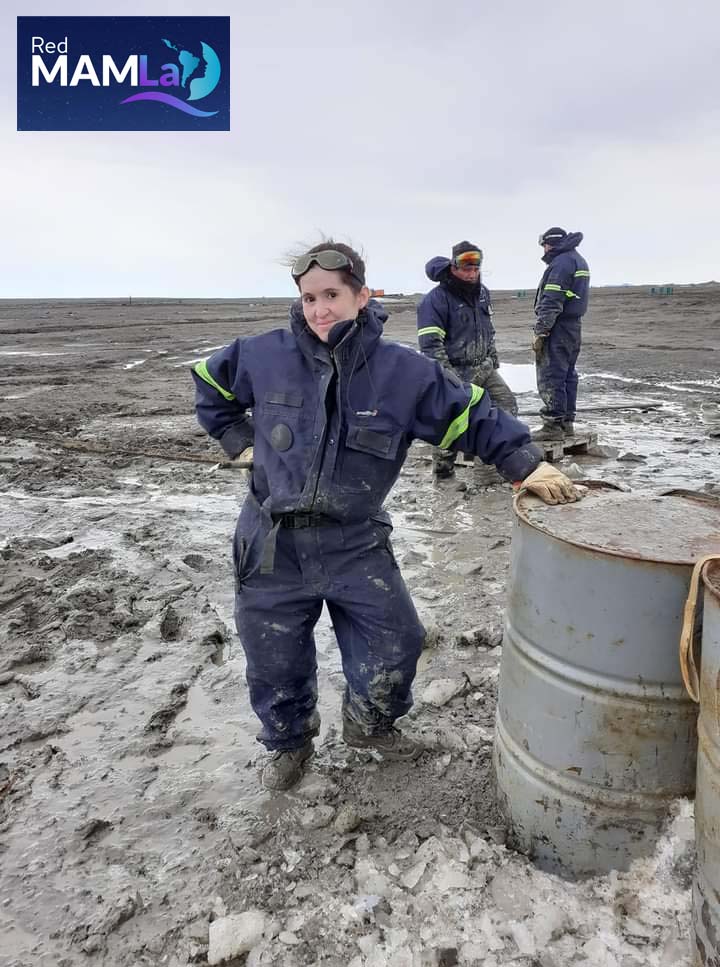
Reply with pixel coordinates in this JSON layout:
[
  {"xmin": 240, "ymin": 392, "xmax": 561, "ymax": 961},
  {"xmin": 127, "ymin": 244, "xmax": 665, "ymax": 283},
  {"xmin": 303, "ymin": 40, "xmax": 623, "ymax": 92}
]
[
  {"xmin": 543, "ymin": 231, "xmax": 584, "ymax": 264},
  {"xmin": 425, "ymin": 256, "xmax": 453, "ymax": 283}
]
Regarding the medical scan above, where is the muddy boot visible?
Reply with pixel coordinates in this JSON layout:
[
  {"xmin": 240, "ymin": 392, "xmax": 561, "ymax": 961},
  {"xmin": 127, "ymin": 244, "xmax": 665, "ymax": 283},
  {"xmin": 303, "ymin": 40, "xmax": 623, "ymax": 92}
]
[
  {"xmin": 433, "ymin": 464, "xmax": 455, "ymax": 482},
  {"xmin": 473, "ymin": 460, "xmax": 504, "ymax": 486},
  {"xmin": 342, "ymin": 717, "xmax": 423, "ymax": 761},
  {"xmin": 261, "ymin": 740, "xmax": 314, "ymax": 791},
  {"xmin": 562, "ymin": 420, "xmax": 575, "ymax": 437},
  {"xmin": 433, "ymin": 447, "xmax": 456, "ymax": 481},
  {"xmin": 531, "ymin": 423, "xmax": 564, "ymax": 442}
]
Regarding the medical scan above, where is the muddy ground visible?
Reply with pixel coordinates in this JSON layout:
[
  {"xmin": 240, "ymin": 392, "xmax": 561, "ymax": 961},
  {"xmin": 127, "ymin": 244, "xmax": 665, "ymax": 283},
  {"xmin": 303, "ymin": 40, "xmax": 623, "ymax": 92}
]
[{"xmin": 1, "ymin": 284, "xmax": 719, "ymax": 967}]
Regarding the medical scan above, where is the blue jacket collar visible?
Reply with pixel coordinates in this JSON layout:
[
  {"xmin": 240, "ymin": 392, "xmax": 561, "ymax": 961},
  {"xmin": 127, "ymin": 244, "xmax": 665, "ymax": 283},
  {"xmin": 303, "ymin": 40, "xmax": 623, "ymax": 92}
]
[{"xmin": 289, "ymin": 298, "xmax": 386, "ymax": 370}]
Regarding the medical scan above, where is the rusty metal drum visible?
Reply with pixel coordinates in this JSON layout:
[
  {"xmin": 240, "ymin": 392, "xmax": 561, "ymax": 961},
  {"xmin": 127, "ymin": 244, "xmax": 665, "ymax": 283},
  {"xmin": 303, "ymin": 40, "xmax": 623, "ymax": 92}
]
[
  {"xmin": 689, "ymin": 560, "xmax": 720, "ymax": 966},
  {"xmin": 494, "ymin": 486, "xmax": 720, "ymax": 877}
]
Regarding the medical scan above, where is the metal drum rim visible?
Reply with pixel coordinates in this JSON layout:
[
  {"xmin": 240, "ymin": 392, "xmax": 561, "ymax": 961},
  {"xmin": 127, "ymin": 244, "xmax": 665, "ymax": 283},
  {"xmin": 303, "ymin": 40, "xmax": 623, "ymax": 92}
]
[
  {"xmin": 513, "ymin": 484, "xmax": 720, "ymax": 567},
  {"xmin": 504, "ymin": 620, "xmax": 693, "ymax": 703}
]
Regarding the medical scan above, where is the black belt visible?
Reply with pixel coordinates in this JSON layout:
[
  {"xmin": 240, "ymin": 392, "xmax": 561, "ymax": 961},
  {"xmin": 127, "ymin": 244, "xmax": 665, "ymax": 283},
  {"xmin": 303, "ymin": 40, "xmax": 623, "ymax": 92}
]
[
  {"xmin": 272, "ymin": 513, "xmax": 336, "ymax": 530},
  {"xmin": 259, "ymin": 510, "xmax": 338, "ymax": 574}
]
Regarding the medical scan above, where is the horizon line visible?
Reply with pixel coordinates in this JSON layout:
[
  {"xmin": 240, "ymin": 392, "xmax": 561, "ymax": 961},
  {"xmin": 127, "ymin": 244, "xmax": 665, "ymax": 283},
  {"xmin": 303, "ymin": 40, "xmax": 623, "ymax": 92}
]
[{"xmin": 0, "ymin": 280, "xmax": 718, "ymax": 303}]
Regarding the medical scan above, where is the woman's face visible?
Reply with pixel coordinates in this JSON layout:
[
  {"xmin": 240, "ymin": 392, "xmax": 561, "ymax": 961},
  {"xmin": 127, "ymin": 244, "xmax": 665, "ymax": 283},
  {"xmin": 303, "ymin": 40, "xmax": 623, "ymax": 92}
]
[{"xmin": 299, "ymin": 266, "xmax": 369, "ymax": 342}]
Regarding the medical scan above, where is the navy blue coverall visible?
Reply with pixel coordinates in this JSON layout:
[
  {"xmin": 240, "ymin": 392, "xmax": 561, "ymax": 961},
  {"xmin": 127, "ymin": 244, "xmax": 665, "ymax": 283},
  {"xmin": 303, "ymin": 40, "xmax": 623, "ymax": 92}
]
[
  {"xmin": 192, "ymin": 300, "xmax": 542, "ymax": 751},
  {"xmin": 534, "ymin": 233, "xmax": 590, "ymax": 426},
  {"xmin": 416, "ymin": 257, "xmax": 516, "ymax": 414},
  {"xmin": 418, "ymin": 257, "xmax": 517, "ymax": 473}
]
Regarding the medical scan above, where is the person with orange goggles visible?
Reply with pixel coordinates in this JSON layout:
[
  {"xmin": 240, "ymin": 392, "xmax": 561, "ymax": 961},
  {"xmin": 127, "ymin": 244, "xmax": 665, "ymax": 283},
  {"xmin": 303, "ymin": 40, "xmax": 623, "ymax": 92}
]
[{"xmin": 417, "ymin": 240, "xmax": 518, "ymax": 481}]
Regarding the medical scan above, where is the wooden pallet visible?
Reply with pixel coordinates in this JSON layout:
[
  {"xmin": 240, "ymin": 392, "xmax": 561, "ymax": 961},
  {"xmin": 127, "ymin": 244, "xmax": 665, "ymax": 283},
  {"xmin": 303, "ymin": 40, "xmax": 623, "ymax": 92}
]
[
  {"xmin": 456, "ymin": 453, "xmax": 490, "ymax": 468},
  {"xmin": 538, "ymin": 431, "xmax": 597, "ymax": 463},
  {"xmin": 454, "ymin": 431, "xmax": 597, "ymax": 468}
]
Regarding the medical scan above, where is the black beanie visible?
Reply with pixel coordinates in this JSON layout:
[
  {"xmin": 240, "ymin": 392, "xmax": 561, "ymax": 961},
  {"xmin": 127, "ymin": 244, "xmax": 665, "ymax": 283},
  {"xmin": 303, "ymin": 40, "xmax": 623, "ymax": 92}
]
[
  {"xmin": 539, "ymin": 227, "xmax": 567, "ymax": 247},
  {"xmin": 452, "ymin": 240, "xmax": 482, "ymax": 258}
]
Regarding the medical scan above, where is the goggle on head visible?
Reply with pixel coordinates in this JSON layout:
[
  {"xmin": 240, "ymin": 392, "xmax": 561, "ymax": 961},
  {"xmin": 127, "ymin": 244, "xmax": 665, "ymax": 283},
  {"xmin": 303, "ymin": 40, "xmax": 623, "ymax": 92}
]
[
  {"xmin": 452, "ymin": 250, "xmax": 483, "ymax": 269},
  {"xmin": 291, "ymin": 250, "xmax": 365, "ymax": 285}
]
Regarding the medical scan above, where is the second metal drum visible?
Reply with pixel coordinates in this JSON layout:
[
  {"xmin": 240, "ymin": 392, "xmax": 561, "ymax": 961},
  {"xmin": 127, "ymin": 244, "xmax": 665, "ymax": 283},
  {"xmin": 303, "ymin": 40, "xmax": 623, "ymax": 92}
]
[{"xmin": 692, "ymin": 560, "xmax": 720, "ymax": 966}]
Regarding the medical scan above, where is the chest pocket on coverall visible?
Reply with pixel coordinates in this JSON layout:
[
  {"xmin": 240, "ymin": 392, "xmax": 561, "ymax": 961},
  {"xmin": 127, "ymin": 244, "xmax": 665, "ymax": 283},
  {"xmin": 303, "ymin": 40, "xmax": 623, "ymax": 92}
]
[
  {"xmin": 258, "ymin": 391, "xmax": 303, "ymax": 450},
  {"xmin": 261, "ymin": 391, "xmax": 303, "ymax": 420},
  {"xmin": 340, "ymin": 424, "xmax": 403, "ymax": 493}
]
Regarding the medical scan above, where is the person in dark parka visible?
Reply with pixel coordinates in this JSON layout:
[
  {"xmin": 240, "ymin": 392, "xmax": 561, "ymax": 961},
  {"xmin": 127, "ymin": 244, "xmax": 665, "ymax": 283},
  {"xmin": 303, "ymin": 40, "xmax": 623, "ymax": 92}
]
[
  {"xmin": 192, "ymin": 240, "xmax": 581, "ymax": 792},
  {"xmin": 532, "ymin": 228, "xmax": 590, "ymax": 440},
  {"xmin": 417, "ymin": 241, "xmax": 518, "ymax": 478}
]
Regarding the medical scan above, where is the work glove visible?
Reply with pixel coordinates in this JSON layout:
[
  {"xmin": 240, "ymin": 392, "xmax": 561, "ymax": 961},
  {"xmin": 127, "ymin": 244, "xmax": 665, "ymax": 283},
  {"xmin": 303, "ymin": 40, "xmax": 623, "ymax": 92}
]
[
  {"xmin": 230, "ymin": 446, "xmax": 254, "ymax": 470},
  {"xmin": 472, "ymin": 358, "xmax": 494, "ymax": 385},
  {"xmin": 233, "ymin": 447, "xmax": 254, "ymax": 463},
  {"xmin": 532, "ymin": 334, "xmax": 547, "ymax": 359},
  {"xmin": 515, "ymin": 462, "xmax": 583, "ymax": 505}
]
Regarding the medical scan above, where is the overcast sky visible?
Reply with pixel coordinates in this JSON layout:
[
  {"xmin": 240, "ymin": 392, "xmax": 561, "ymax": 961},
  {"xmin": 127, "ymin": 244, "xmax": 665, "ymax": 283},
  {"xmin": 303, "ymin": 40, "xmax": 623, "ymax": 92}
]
[{"xmin": 3, "ymin": 0, "xmax": 720, "ymax": 297}]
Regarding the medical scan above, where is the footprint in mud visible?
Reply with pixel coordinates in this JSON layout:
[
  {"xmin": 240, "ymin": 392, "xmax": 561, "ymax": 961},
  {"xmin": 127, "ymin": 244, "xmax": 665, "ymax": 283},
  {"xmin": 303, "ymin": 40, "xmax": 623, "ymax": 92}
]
[
  {"xmin": 159, "ymin": 605, "xmax": 184, "ymax": 641},
  {"xmin": 1, "ymin": 535, "xmax": 74, "ymax": 555},
  {"xmin": 144, "ymin": 681, "xmax": 191, "ymax": 735},
  {"xmin": 182, "ymin": 552, "xmax": 210, "ymax": 570}
]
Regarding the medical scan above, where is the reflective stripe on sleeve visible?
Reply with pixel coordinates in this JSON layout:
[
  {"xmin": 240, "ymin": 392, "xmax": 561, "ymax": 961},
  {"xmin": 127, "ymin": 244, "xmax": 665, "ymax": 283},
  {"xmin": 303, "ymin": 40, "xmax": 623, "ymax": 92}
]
[
  {"xmin": 438, "ymin": 383, "xmax": 485, "ymax": 449},
  {"xmin": 193, "ymin": 359, "xmax": 236, "ymax": 401},
  {"xmin": 418, "ymin": 326, "xmax": 447, "ymax": 338},
  {"xmin": 544, "ymin": 283, "xmax": 580, "ymax": 299},
  {"xmin": 574, "ymin": 270, "xmax": 590, "ymax": 277}
]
